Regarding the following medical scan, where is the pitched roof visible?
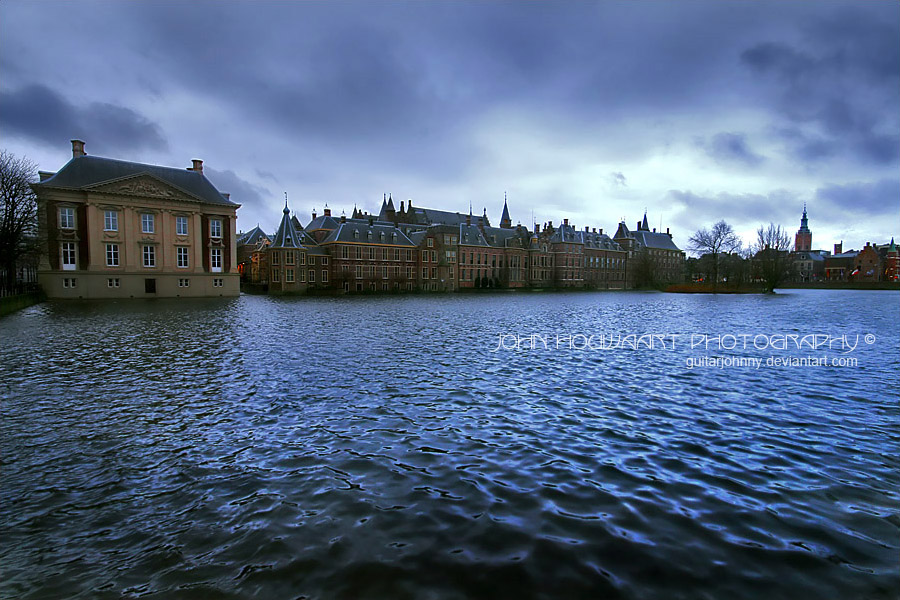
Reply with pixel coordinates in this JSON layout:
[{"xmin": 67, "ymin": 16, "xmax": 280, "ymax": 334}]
[
  {"xmin": 34, "ymin": 155, "xmax": 238, "ymax": 206},
  {"xmin": 238, "ymin": 225, "xmax": 270, "ymax": 246},
  {"xmin": 271, "ymin": 204, "xmax": 307, "ymax": 249},
  {"xmin": 320, "ymin": 219, "xmax": 416, "ymax": 246},
  {"xmin": 632, "ymin": 229, "xmax": 682, "ymax": 251},
  {"xmin": 405, "ymin": 206, "xmax": 490, "ymax": 227}
]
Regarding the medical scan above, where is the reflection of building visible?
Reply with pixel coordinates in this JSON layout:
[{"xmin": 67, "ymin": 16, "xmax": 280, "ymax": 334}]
[{"xmin": 34, "ymin": 140, "xmax": 240, "ymax": 298}]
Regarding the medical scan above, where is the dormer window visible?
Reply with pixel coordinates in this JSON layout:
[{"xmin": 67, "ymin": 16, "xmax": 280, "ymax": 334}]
[
  {"xmin": 392, "ymin": 233, "xmax": 397, "ymax": 242},
  {"xmin": 367, "ymin": 231, "xmax": 372, "ymax": 240},
  {"xmin": 353, "ymin": 229, "xmax": 359, "ymax": 239},
  {"xmin": 380, "ymin": 232, "xmax": 385, "ymax": 242}
]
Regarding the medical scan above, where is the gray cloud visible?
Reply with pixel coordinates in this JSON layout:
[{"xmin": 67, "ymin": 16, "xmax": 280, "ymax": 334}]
[
  {"xmin": 701, "ymin": 133, "xmax": 765, "ymax": 168},
  {"xmin": 814, "ymin": 179, "xmax": 900, "ymax": 218},
  {"xmin": 0, "ymin": 84, "xmax": 167, "ymax": 154},
  {"xmin": 204, "ymin": 167, "xmax": 273, "ymax": 218}
]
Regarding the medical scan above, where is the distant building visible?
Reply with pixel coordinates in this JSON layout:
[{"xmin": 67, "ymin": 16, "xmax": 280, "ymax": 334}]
[
  {"xmin": 613, "ymin": 213, "xmax": 684, "ymax": 287},
  {"xmin": 33, "ymin": 140, "xmax": 240, "ymax": 298},
  {"xmin": 794, "ymin": 204, "xmax": 812, "ymax": 252}
]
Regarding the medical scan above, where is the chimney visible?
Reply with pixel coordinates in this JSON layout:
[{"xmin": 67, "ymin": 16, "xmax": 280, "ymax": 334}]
[
  {"xmin": 834, "ymin": 242, "xmax": 842, "ymax": 254},
  {"xmin": 547, "ymin": 221, "xmax": 553, "ymax": 229},
  {"xmin": 340, "ymin": 214, "xmax": 346, "ymax": 223},
  {"xmin": 222, "ymin": 193, "xmax": 230, "ymax": 200},
  {"xmin": 637, "ymin": 221, "xmax": 641, "ymax": 231},
  {"xmin": 71, "ymin": 139, "xmax": 86, "ymax": 158},
  {"xmin": 400, "ymin": 201, "xmax": 405, "ymax": 212},
  {"xmin": 563, "ymin": 218, "xmax": 569, "ymax": 226},
  {"xmin": 535, "ymin": 224, "xmax": 540, "ymax": 234},
  {"xmin": 190, "ymin": 159, "xmax": 203, "ymax": 173},
  {"xmin": 653, "ymin": 227, "xmax": 656, "ymax": 233},
  {"xmin": 666, "ymin": 227, "xmax": 671, "ymax": 237},
  {"xmin": 368, "ymin": 217, "xmax": 374, "ymax": 226},
  {"xmin": 312, "ymin": 209, "xmax": 317, "ymax": 220},
  {"xmin": 324, "ymin": 207, "xmax": 331, "ymax": 217},
  {"xmin": 466, "ymin": 213, "xmax": 471, "ymax": 226},
  {"xmin": 585, "ymin": 226, "xmax": 589, "ymax": 232}
]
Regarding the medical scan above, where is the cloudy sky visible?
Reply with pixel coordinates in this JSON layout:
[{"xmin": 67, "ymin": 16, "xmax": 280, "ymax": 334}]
[{"xmin": 1, "ymin": 1, "xmax": 897, "ymax": 252}]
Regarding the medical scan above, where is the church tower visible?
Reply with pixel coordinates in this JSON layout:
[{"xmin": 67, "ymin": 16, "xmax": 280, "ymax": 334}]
[{"xmin": 795, "ymin": 204, "xmax": 812, "ymax": 251}]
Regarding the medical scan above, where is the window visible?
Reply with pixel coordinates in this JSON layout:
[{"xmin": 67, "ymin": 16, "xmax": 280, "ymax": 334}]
[
  {"xmin": 309, "ymin": 256, "xmax": 316, "ymax": 266},
  {"xmin": 308, "ymin": 269, "xmax": 315, "ymax": 283},
  {"xmin": 286, "ymin": 251, "xmax": 295, "ymax": 265},
  {"xmin": 322, "ymin": 270, "xmax": 328, "ymax": 283},
  {"xmin": 341, "ymin": 246, "xmax": 349, "ymax": 259},
  {"xmin": 178, "ymin": 278, "xmax": 190, "ymax": 288},
  {"xmin": 299, "ymin": 270, "xmax": 306, "ymax": 282},
  {"xmin": 210, "ymin": 219, "xmax": 222, "ymax": 238},
  {"xmin": 427, "ymin": 238, "xmax": 434, "ymax": 247},
  {"xmin": 422, "ymin": 267, "xmax": 428, "ymax": 279},
  {"xmin": 272, "ymin": 269, "xmax": 280, "ymax": 282},
  {"xmin": 213, "ymin": 278, "xmax": 223, "ymax": 287},
  {"xmin": 286, "ymin": 269, "xmax": 295, "ymax": 283},
  {"xmin": 106, "ymin": 244, "xmax": 119, "ymax": 267},
  {"xmin": 142, "ymin": 245, "xmax": 156, "ymax": 267},
  {"xmin": 104, "ymin": 210, "xmax": 118, "ymax": 231},
  {"xmin": 107, "ymin": 278, "xmax": 120, "ymax": 288},
  {"xmin": 356, "ymin": 265, "xmax": 362, "ymax": 278},
  {"xmin": 210, "ymin": 248, "xmax": 222, "ymax": 272},
  {"xmin": 61, "ymin": 242, "xmax": 76, "ymax": 270},
  {"xmin": 59, "ymin": 207, "xmax": 75, "ymax": 229},
  {"xmin": 177, "ymin": 247, "xmax": 189, "ymax": 268},
  {"xmin": 63, "ymin": 277, "xmax": 77, "ymax": 288},
  {"xmin": 299, "ymin": 253, "xmax": 306, "ymax": 265},
  {"xmin": 272, "ymin": 251, "xmax": 280, "ymax": 265},
  {"xmin": 321, "ymin": 256, "xmax": 329, "ymax": 265},
  {"xmin": 176, "ymin": 216, "xmax": 189, "ymax": 236},
  {"xmin": 141, "ymin": 213, "xmax": 155, "ymax": 234}
]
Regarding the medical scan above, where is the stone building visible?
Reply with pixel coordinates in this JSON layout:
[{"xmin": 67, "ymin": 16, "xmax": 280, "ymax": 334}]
[{"xmin": 33, "ymin": 140, "xmax": 240, "ymax": 298}]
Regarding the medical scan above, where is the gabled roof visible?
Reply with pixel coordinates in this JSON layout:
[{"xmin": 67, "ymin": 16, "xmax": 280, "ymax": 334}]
[
  {"xmin": 34, "ymin": 155, "xmax": 238, "ymax": 206},
  {"xmin": 548, "ymin": 222, "xmax": 583, "ymax": 244},
  {"xmin": 238, "ymin": 225, "xmax": 270, "ymax": 246}
]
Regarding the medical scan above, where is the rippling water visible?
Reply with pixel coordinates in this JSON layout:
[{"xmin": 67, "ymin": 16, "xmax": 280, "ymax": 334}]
[{"xmin": 1, "ymin": 290, "xmax": 898, "ymax": 599}]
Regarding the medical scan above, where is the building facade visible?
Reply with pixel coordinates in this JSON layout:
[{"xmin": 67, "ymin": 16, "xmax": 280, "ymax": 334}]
[{"xmin": 34, "ymin": 140, "xmax": 240, "ymax": 298}]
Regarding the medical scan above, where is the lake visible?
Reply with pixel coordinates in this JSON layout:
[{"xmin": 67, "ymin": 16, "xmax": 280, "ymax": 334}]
[{"xmin": 1, "ymin": 290, "xmax": 898, "ymax": 599}]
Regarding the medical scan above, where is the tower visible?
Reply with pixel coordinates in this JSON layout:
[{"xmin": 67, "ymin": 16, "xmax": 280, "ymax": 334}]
[{"xmin": 795, "ymin": 204, "xmax": 812, "ymax": 252}]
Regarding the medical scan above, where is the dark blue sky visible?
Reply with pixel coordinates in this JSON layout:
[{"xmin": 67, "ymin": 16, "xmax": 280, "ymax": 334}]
[{"xmin": 1, "ymin": 1, "xmax": 897, "ymax": 250}]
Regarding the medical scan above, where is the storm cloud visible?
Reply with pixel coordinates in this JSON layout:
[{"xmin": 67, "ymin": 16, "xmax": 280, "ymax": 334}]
[{"xmin": 0, "ymin": 1, "xmax": 896, "ymax": 248}]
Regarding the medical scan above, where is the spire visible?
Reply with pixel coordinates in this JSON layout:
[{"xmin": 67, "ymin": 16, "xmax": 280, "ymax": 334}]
[
  {"xmin": 641, "ymin": 211, "xmax": 649, "ymax": 231},
  {"xmin": 283, "ymin": 192, "xmax": 290, "ymax": 214},
  {"xmin": 500, "ymin": 192, "xmax": 512, "ymax": 229}
]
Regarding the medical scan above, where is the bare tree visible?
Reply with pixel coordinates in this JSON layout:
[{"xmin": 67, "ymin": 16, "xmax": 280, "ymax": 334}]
[
  {"xmin": 752, "ymin": 223, "xmax": 793, "ymax": 293},
  {"xmin": 0, "ymin": 150, "xmax": 38, "ymax": 294},
  {"xmin": 688, "ymin": 220, "xmax": 741, "ymax": 290}
]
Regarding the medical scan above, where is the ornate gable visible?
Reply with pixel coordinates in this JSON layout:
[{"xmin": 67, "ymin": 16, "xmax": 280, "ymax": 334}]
[{"xmin": 87, "ymin": 174, "xmax": 201, "ymax": 202}]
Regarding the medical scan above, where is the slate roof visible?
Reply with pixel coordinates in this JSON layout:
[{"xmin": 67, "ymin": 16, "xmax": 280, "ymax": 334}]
[
  {"xmin": 306, "ymin": 214, "xmax": 342, "ymax": 231},
  {"xmin": 613, "ymin": 222, "xmax": 681, "ymax": 252},
  {"xmin": 271, "ymin": 205, "xmax": 307, "ymax": 249},
  {"xmin": 405, "ymin": 206, "xmax": 490, "ymax": 227},
  {"xmin": 238, "ymin": 225, "xmax": 270, "ymax": 246},
  {"xmin": 320, "ymin": 219, "xmax": 416, "ymax": 246},
  {"xmin": 34, "ymin": 155, "xmax": 238, "ymax": 206},
  {"xmin": 458, "ymin": 224, "xmax": 490, "ymax": 247}
]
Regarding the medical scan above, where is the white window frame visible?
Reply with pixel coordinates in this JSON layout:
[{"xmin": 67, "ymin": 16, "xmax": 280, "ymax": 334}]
[
  {"xmin": 210, "ymin": 248, "xmax": 222, "ymax": 273},
  {"xmin": 61, "ymin": 242, "xmax": 77, "ymax": 271},
  {"xmin": 141, "ymin": 213, "xmax": 155, "ymax": 234},
  {"xmin": 104, "ymin": 210, "xmax": 118, "ymax": 232},
  {"xmin": 176, "ymin": 216, "xmax": 189, "ymax": 236},
  {"xmin": 59, "ymin": 207, "xmax": 75, "ymax": 229},
  {"xmin": 210, "ymin": 219, "xmax": 222, "ymax": 239},
  {"xmin": 177, "ymin": 246, "xmax": 189, "ymax": 268},
  {"xmin": 106, "ymin": 243, "xmax": 119, "ymax": 267},
  {"xmin": 142, "ymin": 245, "xmax": 156, "ymax": 268}
]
